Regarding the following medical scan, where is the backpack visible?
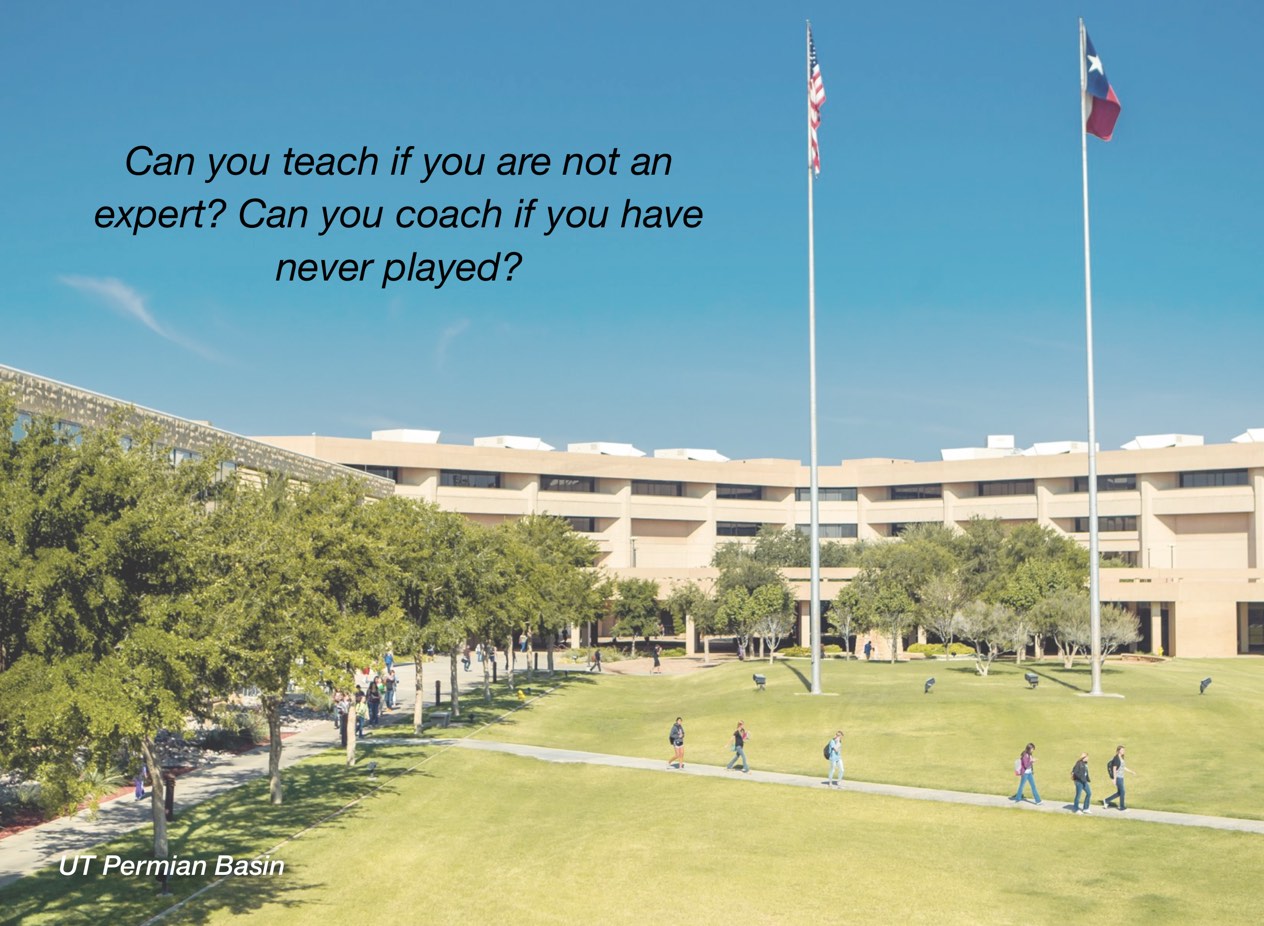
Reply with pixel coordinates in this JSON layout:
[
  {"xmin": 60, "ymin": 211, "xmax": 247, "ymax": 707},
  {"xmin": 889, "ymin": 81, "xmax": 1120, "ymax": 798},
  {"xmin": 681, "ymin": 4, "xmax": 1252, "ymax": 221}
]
[
  {"xmin": 1107, "ymin": 756, "xmax": 1120, "ymax": 779},
  {"xmin": 824, "ymin": 742, "xmax": 832, "ymax": 760}
]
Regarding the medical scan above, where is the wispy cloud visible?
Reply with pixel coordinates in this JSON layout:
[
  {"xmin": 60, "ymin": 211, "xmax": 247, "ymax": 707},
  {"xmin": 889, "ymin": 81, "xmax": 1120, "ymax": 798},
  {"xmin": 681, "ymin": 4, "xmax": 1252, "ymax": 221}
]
[
  {"xmin": 58, "ymin": 275, "xmax": 222, "ymax": 362},
  {"xmin": 434, "ymin": 318, "xmax": 470, "ymax": 370}
]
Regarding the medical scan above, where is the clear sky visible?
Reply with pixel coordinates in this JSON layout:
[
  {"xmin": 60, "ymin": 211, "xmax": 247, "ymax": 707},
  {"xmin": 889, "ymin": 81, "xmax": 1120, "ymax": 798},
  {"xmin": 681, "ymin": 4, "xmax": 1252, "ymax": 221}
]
[{"xmin": 2, "ymin": 1, "xmax": 1259, "ymax": 464}]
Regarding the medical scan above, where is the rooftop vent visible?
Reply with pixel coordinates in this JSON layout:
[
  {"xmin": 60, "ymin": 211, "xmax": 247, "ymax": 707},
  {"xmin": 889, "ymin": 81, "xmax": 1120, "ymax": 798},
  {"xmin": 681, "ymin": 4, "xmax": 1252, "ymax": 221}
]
[
  {"xmin": 1121, "ymin": 434, "xmax": 1203, "ymax": 451},
  {"xmin": 473, "ymin": 435, "xmax": 555, "ymax": 451},
  {"xmin": 566, "ymin": 441, "xmax": 645, "ymax": 457},
  {"xmin": 1023, "ymin": 441, "xmax": 1090, "ymax": 456},
  {"xmin": 653, "ymin": 448, "xmax": 730, "ymax": 462},
  {"xmin": 371, "ymin": 429, "xmax": 440, "ymax": 444},
  {"xmin": 1232, "ymin": 429, "xmax": 1264, "ymax": 443}
]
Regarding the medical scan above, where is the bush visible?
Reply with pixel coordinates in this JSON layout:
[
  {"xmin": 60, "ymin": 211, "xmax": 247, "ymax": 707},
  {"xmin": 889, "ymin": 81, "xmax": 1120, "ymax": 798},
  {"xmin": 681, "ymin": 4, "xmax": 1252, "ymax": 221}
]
[
  {"xmin": 304, "ymin": 689, "xmax": 334, "ymax": 714},
  {"xmin": 201, "ymin": 706, "xmax": 268, "ymax": 751},
  {"xmin": 659, "ymin": 647, "xmax": 686, "ymax": 657},
  {"xmin": 906, "ymin": 642, "xmax": 976, "ymax": 657},
  {"xmin": 779, "ymin": 646, "xmax": 810, "ymax": 657}
]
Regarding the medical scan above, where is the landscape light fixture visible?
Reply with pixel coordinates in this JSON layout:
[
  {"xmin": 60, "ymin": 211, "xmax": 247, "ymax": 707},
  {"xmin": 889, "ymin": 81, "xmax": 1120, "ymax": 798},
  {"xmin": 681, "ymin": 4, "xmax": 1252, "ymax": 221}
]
[
  {"xmin": 366, "ymin": 761, "xmax": 378, "ymax": 780},
  {"xmin": 752, "ymin": 673, "xmax": 767, "ymax": 691},
  {"xmin": 1200, "ymin": 677, "xmax": 1212, "ymax": 695},
  {"xmin": 924, "ymin": 677, "xmax": 936, "ymax": 694},
  {"xmin": 1024, "ymin": 672, "xmax": 1039, "ymax": 689}
]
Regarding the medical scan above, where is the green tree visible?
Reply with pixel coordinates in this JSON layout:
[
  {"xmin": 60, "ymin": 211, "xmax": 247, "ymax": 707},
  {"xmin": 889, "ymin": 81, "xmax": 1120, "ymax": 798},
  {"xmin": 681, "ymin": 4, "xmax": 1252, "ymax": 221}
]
[
  {"xmin": 829, "ymin": 584, "xmax": 860, "ymax": 658},
  {"xmin": 0, "ymin": 408, "xmax": 221, "ymax": 862},
  {"xmin": 749, "ymin": 583, "xmax": 794, "ymax": 662},
  {"xmin": 611, "ymin": 577, "xmax": 661, "ymax": 656},
  {"xmin": 665, "ymin": 580, "xmax": 720, "ymax": 663}
]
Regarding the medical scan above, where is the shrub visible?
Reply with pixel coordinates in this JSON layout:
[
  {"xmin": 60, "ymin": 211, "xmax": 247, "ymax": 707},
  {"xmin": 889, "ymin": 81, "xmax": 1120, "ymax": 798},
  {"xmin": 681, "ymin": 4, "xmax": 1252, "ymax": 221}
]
[
  {"xmin": 659, "ymin": 647, "xmax": 686, "ymax": 657},
  {"xmin": 779, "ymin": 646, "xmax": 810, "ymax": 657},
  {"xmin": 906, "ymin": 642, "xmax": 976, "ymax": 657}
]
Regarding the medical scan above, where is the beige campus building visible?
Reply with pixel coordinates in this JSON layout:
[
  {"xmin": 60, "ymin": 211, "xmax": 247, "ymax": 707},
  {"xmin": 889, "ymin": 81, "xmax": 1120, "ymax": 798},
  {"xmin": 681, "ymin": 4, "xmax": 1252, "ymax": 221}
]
[
  {"xmin": 256, "ymin": 428, "xmax": 1264, "ymax": 659},
  {"xmin": 4, "ymin": 363, "xmax": 1263, "ymax": 658}
]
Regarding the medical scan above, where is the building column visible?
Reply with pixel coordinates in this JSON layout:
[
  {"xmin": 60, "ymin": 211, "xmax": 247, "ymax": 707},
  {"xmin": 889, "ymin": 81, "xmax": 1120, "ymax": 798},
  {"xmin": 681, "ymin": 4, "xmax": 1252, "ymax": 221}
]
[
  {"xmin": 1150, "ymin": 601, "xmax": 1163, "ymax": 656},
  {"xmin": 1249, "ymin": 469, "xmax": 1264, "ymax": 569},
  {"xmin": 570, "ymin": 623, "xmax": 583, "ymax": 649},
  {"xmin": 685, "ymin": 615, "xmax": 697, "ymax": 656},
  {"xmin": 799, "ymin": 601, "xmax": 812, "ymax": 649}
]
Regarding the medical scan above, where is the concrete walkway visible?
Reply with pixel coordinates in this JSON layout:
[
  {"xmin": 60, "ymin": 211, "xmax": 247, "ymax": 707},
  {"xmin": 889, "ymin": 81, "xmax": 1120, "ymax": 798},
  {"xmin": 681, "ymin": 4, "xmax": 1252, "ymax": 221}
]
[
  {"xmin": 0, "ymin": 656, "xmax": 492, "ymax": 890},
  {"xmin": 394, "ymin": 736, "xmax": 1264, "ymax": 837}
]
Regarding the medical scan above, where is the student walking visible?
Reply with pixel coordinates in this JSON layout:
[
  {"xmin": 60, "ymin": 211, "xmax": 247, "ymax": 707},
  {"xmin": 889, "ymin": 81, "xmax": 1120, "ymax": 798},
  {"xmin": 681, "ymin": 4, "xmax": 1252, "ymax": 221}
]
[
  {"xmin": 725, "ymin": 721, "xmax": 750, "ymax": 773},
  {"xmin": 668, "ymin": 717, "xmax": 685, "ymax": 769},
  {"xmin": 652, "ymin": 644, "xmax": 662, "ymax": 674},
  {"xmin": 589, "ymin": 649, "xmax": 602, "ymax": 673},
  {"xmin": 1012, "ymin": 742, "xmax": 1042, "ymax": 804},
  {"xmin": 825, "ymin": 731, "xmax": 845, "ymax": 786},
  {"xmin": 1104, "ymin": 745, "xmax": 1136, "ymax": 811},
  {"xmin": 1072, "ymin": 752, "xmax": 1093, "ymax": 814}
]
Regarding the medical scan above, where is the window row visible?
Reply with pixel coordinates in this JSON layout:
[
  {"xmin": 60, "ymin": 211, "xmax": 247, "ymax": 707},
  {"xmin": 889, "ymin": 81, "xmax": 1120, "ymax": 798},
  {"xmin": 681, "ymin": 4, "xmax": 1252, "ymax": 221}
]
[
  {"xmin": 1073, "ymin": 474, "xmax": 1137, "ymax": 492},
  {"xmin": 795, "ymin": 487, "xmax": 858, "ymax": 502},
  {"xmin": 1072, "ymin": 516, "xmax": 1138, "ymax": 532},
  {"xmin": 796, "ymin": 523, "xmax": 859, "ymax": 539}
]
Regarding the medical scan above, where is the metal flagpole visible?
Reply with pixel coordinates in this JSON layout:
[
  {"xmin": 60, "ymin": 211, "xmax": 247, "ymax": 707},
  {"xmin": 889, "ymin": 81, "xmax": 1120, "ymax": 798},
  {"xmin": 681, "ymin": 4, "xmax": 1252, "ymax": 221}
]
[
  {"xmin": 806, "ymin": 21, "xmax": 822, "ymax": 695},
  {"xmin": 1080, "ymin": 18, "xmax": 1104, "ymax": 696}
]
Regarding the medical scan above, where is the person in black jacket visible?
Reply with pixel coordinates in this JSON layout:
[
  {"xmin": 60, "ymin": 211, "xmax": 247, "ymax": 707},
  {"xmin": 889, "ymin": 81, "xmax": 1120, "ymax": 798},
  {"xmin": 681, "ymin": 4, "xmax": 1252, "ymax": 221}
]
[
  {"xmin": 1072, "ymin": 752, "xmax": 1092, "ymax": 814},
  {"xmin": 725, "ymin": 721, "xmax": 749, "ymax": 773}
]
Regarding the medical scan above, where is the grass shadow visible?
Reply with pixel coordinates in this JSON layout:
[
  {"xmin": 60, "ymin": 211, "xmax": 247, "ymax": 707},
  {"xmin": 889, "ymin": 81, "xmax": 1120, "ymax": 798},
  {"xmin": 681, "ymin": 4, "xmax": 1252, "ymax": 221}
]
[{"xmin": 775, "ymin": 660, "xmax": 812, "ymax": 692}]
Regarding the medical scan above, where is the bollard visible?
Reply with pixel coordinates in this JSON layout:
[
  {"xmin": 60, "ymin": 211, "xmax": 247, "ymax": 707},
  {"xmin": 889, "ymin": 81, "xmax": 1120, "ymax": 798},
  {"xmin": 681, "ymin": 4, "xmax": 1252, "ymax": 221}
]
[
  {"xmin": 534, "ymin": 652, "xmax": 539, "ymax": 671},
  {"xmin": 435, "ymin": 680, "xmax": 442, "ymax": 706}
]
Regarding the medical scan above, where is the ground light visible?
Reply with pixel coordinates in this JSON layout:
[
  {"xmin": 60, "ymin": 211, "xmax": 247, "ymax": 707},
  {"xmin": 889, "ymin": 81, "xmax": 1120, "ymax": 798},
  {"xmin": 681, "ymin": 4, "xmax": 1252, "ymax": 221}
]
[
  {"xmin": 1201, "ymin": 677, "xmax": 1213, "ymax": 694},
  {"xmin": 924, "ymin": 677, "xmax": 936, "ymax": 694},
  {"xmin": 1024, "ymin": 672, "xmax": 1039, "ymax": 689}
]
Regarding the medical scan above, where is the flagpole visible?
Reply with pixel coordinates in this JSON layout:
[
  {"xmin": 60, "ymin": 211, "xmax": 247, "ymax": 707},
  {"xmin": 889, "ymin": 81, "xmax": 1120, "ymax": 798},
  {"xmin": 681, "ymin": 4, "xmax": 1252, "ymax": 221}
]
[
  {"xmin": 806, "ymin": 20, "xmax": 822, "ymax": 695},
  {"xmin": 1080, "ymin": 18, "xmax": 1104, "ymax": 696}
]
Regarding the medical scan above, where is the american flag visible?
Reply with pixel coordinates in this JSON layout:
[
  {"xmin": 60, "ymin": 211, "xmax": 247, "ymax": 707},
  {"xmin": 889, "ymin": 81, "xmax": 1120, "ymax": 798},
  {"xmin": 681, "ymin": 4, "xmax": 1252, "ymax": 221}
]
[{"xmin": 808, "ymin": 25, "xmax": 826, "ymax": 175}]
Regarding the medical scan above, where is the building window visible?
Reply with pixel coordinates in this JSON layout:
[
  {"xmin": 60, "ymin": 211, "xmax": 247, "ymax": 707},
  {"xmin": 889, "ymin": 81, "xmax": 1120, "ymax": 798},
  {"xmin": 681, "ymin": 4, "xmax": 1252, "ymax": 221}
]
[
  {"xmin": 440, "ymin": 469, "xmax": 502, "ymax": 489},
  {"xmin": 1073, "ymin": 474, "xmax": 1137, "ymax": 492},
  {"xmin": 889, "ymin": 484, "xmax": 942, "ymax": 500},
  {"xmin": 1246, "ymin": 603, "xmax": 1264, "ymax": 654},
  {"xmin": 1179, "ymin": 469, "xmax": 1248, "ymax": 488},
  {"xmin": 344, "ymin": 463, "xmax": 399, "ymax": 482},
  {"xmin": 1073, "ymin": 516, "xmax": 1137, "ymax": 532},
  {"xmin": 542, "ymin": 474, "xmax": 596, "ymax": 493},
  {"xmin": 717, "ymin": 521, "xmax": 762, "ymax": 537},
  {"xmin": 632, "ymin": 479, "xmax": 683, "ymax": 497},
  {"xmin": 797, "ymin": 523, "xmax": 858, "ymax": 539},
  {"xmin": 169, "ymin": 447, "xmax": 202, "ymax": 465},
  {"xmin": 563, "ymin": 516, "xmax": 597, "ymax": 533},
  {"xmin": 795, "ymin": 487, "xmax": 857, "ymax": 502},
  {"xmin": 1102, "ymin": 551, "xmax": 1138, "ymax": 566},
  {"xmin": 888, "ymin": 522, "xmax": 912, "ymax": 536},
  {"xmin": 977, "ymin": 479, "xmax": 1035, "ymax": 497},
  {"xmin": 10, "ymin": 411, "xmax": 32, "ymax": 442},
  {"xmin": 717, "ymin": 484, "xmax": 763, "ymax": 501}
]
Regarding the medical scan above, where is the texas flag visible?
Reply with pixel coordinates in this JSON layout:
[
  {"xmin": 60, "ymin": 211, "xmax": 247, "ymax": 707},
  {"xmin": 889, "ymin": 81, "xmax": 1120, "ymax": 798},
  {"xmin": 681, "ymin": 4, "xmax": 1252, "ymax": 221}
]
[{"xmin": 1083, "ymin": 29, "xmax": 1121, "ymax": 141}]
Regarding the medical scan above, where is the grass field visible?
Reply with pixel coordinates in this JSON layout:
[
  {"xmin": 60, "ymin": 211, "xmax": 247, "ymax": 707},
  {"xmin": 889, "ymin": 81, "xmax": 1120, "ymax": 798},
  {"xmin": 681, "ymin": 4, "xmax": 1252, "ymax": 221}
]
[
  {"xmin": 2, "ymin": 657, "xmax": 1261, "ymax": 925},
  {"xmin": 484, "ymin": 657, "xmax": 1264, "ymax": 819}
]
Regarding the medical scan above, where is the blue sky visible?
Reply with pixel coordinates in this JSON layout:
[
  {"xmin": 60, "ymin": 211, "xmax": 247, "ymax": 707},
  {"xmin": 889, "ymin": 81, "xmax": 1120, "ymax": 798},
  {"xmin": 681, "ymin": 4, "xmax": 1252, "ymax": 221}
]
[{"xmin": 2, "ymin": 1, "xmax": 1259, "ymax": 464}]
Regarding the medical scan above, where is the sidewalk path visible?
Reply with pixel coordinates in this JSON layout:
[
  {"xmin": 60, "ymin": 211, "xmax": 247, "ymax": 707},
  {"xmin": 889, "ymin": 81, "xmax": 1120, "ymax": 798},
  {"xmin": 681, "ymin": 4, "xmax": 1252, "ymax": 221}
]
[
  {"xmin": 0, "ymin": 657, "xmax": 490, "ymax": 890},
  {"xmin": 395, "ymin": 736, "xmax": 1264, "ymax": 837}
]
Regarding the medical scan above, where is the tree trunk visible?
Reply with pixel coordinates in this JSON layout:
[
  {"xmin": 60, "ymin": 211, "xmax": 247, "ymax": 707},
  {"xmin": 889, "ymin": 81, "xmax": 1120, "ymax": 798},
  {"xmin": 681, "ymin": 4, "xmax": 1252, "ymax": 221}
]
[
  {"xmin": 413, "ymin": 648, "xmax": 425, "ymax": 733},
  {"xmin": 345, "ymin": 714, "xmax": 356, "ymax": 766},
  {"xmin": 449, "ymin": 645, "xmax": 461, "ymax": 718},
  {"xmin": 526, "ymin": 633, "xmax": 534, "ymax": 682},
  {"xmin": 139, "ymin": 738, "xmax": 168, "ymax": 862},
  {"xmin": 262, "ymin": 693, "xmax": 284, "ymax": 805},
  {"xmin": 546, "ymin": 636, "xmax": 555, "ymax": 676},
  {"xmin": 506, "ymin": 634, "xmax": 515, "ymax": 688},
  {"xmin": 703, "ymin": 635, "xmax": 711, "ymax": 664}
]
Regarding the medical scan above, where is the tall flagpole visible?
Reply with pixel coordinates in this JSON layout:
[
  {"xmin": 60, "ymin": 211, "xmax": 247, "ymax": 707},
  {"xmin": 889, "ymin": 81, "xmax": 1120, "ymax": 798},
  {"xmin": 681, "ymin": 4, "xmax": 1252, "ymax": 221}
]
[
  {"xmin": 1080, "ymin": 18, "xmax": 1104, "ymax": 696},
  {"xmin": 806, "ymin": 21, "xmax": 822, "ymax": 695}
]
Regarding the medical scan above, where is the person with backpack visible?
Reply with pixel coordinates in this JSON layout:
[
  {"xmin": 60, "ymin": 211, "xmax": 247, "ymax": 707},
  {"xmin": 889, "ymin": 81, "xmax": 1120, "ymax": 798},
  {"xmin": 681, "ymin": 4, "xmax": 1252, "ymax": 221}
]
[
  {"xmin": 1071, "ymin": 752, "xmax": 1093, "ymax": 814},
  {"xmin": 725, "ymin": 721, "xmax": 750, "ymax": 773},
  {"xmin": 825, "ymin": 730, "xmax": 845, "ymax": 786},
  {"xmin": 667, "ymin": 717, "xmax": 685, "ymax": 769},
  {"xmin": 1012, "ymin": 742, "xmax": 1042, "ymax": 804},
  {"xmin": 1103, "ymin": 745, "xmax": 1136, "ymax": 811}
]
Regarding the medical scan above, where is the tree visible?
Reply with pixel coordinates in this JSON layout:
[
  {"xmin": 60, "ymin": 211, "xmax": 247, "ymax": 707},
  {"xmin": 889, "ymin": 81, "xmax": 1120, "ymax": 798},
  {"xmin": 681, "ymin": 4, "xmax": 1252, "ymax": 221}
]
[
  {"xmin": 918, "ymin": 572, "xmax": 966, "ymax": 657},
  {"xmin": 748, "ymin": 583, "xmax": 794, "ymax": 663},
  {"xmin": 716, "ymin": 587, "xmax": 754, "ymax": 658},
  {"xmin": 1097, "ymin": 604, "xmax": 1142, "ymax": 666},
  {"xmin": 829, "ymin": 585, "xmax": 860, "ymax": 658},
  {"xmin": 1030, "ymin": 589, "xmax": 1089, "ymax": 668},
  {"xmin": 665, "ymin": 581, "xmax": 720, "ymax": 663},
  {"xmin": 0, "ymin": 407, "xmax": 221, "ymax": 862},
  {"xmin": 956, "ymin": 601, "xmax": 1013, "ymax": 676},
  {"xmin": 611, "ymin": 577, "xmax": 661, "ymax": 656}
]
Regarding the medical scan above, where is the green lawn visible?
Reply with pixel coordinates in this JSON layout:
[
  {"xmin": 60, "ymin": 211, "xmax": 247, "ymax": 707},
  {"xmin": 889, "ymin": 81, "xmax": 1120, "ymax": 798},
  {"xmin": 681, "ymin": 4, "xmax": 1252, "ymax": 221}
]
[
  {"xmin": 135, "ymin": 749, "xmax": 1264, "ymax": 925},
  {"xmin": 3, "ymin": 658, "xmax": 1261, "ymax": 925},
  {"xmin": 481, "ymin": 657, "xmax": 1264, "ymax": 819}
]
